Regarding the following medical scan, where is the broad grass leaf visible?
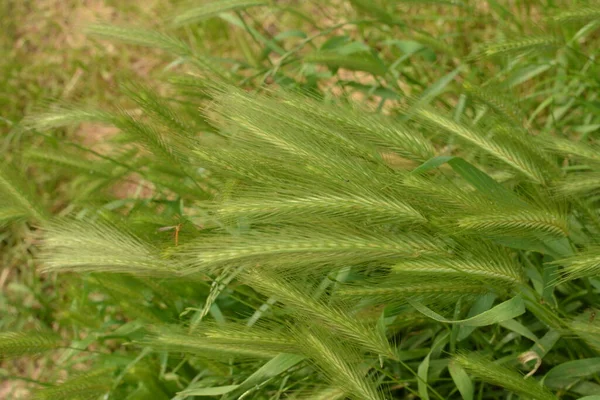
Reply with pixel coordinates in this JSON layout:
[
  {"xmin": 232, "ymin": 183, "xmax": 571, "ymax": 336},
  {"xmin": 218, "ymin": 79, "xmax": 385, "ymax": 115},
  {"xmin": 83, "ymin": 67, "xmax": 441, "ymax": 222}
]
[
  {"xmin": 412, "ymin": 156, "xmax": 528, "ymax": 207},
  {"xmin": 409, "ymin": 296, "xmax": 525, "ymax": 326},
  {"xmin": 530, "ymin": 330, "xmax": 561, "ymax": 359},
  {"xmin": 456, "ymin": 294, "xmax": 496, "ymax": 341},
  {"xmin": 544, "ymin": 358, "xmax": 600, "ymax": 390}
]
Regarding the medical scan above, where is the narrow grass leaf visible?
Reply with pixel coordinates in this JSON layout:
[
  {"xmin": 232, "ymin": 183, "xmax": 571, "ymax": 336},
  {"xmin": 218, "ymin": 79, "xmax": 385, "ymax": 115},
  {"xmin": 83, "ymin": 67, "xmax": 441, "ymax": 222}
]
[
  {"xmin": 414, "ymin": 66, "xmax": 462, "ymax": 107},
  {"xmin": 349, "ymin": 0, "xmax": 398, "ymax": 25},
  {"xmin": 499, "ymin": 319, "xmax": 538, "ymax": 342},
  {"xmin": 237, "ymin": 353, "xmax": 306, "ymax": 394},
  {"xmin": 449, "ymin": 361, "xmax": 474, "ymax": 400},
  {"xmin": 530, "ymin": 330, "xmax": 561, "ymax": 359},
  {"xmin": 173, "ymin": 0, "xmax": 269, "ymax": 26},
  {"xmin": 179, "ymin": 385, "xmax": 240, "ymax": 397},
  {"xmin": 418, "ymin": 351, "xmax": 431, "ymax": 400}
]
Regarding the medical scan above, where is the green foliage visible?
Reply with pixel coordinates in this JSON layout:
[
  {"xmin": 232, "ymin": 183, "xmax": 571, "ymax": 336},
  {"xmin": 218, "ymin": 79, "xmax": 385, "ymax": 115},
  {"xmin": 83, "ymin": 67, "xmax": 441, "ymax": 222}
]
[
  {"xmin": 172, "ymin": 0, "xmax": 271, "ymax": 27},
  {"xmin": 4, "ymin": 0, "xmax": 600, "ymax": 399}
]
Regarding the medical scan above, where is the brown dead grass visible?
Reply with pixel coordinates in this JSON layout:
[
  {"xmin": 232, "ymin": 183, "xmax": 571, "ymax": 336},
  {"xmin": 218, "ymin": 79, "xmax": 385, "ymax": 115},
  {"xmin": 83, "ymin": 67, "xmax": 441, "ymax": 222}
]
[{"xmin": 0, "ymin": 379, "xmax": 30, "ymax": 399}]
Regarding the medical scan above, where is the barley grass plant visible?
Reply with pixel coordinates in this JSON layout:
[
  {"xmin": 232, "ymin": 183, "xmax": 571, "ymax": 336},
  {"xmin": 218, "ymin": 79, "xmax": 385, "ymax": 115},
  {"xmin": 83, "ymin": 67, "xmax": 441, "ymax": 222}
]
[{"xmin": 3, "ymin": 1, "xmax": 600, "ymax": 399}]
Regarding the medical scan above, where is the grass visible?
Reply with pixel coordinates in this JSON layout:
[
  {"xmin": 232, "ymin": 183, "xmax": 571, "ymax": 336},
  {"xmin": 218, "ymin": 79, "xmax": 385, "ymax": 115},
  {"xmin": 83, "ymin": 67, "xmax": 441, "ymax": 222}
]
[
  {"xmin": 2, "ymin": 0, "xmax": 600, "ymax": 399},
  {"xmin": 0, "ymin": 1, "xmax": 175, "ymax": 397}
]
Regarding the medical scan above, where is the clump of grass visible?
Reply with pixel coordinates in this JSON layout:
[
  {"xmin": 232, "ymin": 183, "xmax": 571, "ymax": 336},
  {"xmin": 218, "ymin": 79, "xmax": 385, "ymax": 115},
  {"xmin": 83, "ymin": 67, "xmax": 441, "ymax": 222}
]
[{"xmin": 3, "ymin": 1, "xmax": 600, "ymax": 399}]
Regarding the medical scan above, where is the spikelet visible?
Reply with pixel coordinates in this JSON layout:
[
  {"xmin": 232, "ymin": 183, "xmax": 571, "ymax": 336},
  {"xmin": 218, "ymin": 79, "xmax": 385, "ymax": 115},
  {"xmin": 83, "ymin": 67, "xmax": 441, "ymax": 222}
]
[
  {"xmin": 215, "ymin": 193, "xmax": 426, "ymax": 225},
  {"xmin": 142, "ymin": 323, "xmax": 297, "ymax": 359},
  {"xmin": 87, "ymin": 24, "xmax": 227, "ymax": 75},
  {"xmin": 414, "ymin": 107, "xmax": 548, "ymax": 183},
  {"xmin": 277, "ymin": 92, "xmax": 435, "ymax": 162},
  {"xmin": 463, "ymin": 82, "xmax": 525, "ymax": 126},
  {"xmin": 336, "ymin": 274, "xmax": 489, "ymax": 305},
  {"xmin": 390, "ymin": 244, "xmax": 525, "ymax": 286},
  {"xmin": 455, "ymin": 353, "xmax": 557, "ymax": 400},
  {"xmin": 544, "ymin": 137, "xmax": 600, "ymax": 163},
  {"xmin": 179, "ymin": 229, "xmax": 443, "ymax": 274},
  {"xmin": 552, "ymin": 246, "xmax": 600, "ymax": 280},
  {"xmin": 24, "ymin": 149, "xmax": 116, "ymax": 178},
  {"xmin": 113, "ymin": 113, "xmax": 181, "ymax": 165},
  {"xmin": 555, "ymin": 172, "xmax": 600, "ymax": 198},
  {"xmin": 0, "ymin": 331, "xmax": 62, "ymax": 359},
  {"xmin": 32, "ymin": 367, "xmax": 115, "ymax": 400},
  {"xmin": 23, "ymin": 107, "xmax": 117, "ymax": 131},
  {"xmin": 121, "ymin": 82, "xmax": 193, "ymax": 135},
  {"xmin": 479, "ymin": 36, "xmax": 563, "ymax": 58},
  {"xmin": 87, "ymin": 24, "xmax": 191, "ymax": 56},
  {"xmin": 551, "ymin": 7, "xmax": 600, "ymax": 24},
  {"xmin": 457, "ymin": 208, "xmax": 568, "ymax": 238},
  {"xmin": 41, "ymin": 219, "xmax": 178, "ymax": 275},
  {"xmin": 244, "ymin": 269, "xmax": 396, "ymax": 359},
  {"xmin": 294, "ymin": 326, "xmax": 385, "ymax": 400},
  {"xmin": 0, "ymin": 206, "xmax": 29, "ymax": 225}
]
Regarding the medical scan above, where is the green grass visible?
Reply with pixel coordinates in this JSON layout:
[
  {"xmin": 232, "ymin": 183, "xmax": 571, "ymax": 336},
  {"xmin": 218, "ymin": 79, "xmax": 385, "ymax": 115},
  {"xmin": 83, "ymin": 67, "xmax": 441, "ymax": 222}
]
[
  {"xmin": 3, "ymin": 0, "xmax": 600, "ymax": 399},
  {"xmin": 0, "ymin": 1, "xmax": 175, "ymax": 397}
]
